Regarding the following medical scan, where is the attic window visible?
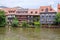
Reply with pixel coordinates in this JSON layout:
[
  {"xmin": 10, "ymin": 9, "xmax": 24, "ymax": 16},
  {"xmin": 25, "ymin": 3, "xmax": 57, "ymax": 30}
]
[
  {"xmin": 35, "ymin": 11, "xmax": 37, "ymax": 14},
  {"xmin": 9, "ymin": 11, "xmax": 15, "ymax": 13},
  {"xmin": 41, "ymin": 9, "xmax": 44, "ymax": 11},
  {"xmin": 50, "ymin": 9, "xmax": 52, "ymax": 11},
  {"xmin": 31, "ymin": 11, "xmax": 33, "ymax": 14},
  {"xmin": 58, "ymin": 8, "xmax": 60, "ymax": 9}
]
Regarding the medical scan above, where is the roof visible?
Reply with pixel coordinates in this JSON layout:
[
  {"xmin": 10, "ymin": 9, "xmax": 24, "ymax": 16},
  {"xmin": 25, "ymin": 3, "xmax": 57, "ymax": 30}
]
[
  {"xmin": 0, "ymin": 6, "xmax": 57, "ymax": 16},
  {"xmin": 0, "ymin": 8, "xmax": 16, "ymax": 15},
  {"xmin": 39, "ymin": 6, "xmax": 56, "ymax": 13},
  {"xmin": 58, "ymin": 4, "xmax": 60, "ymax": 12},
  {"xmin": 28, "ymin": 9, "xmax": 40, "ymax": 15},
  {"xmin": 15, "ymin": 9, "xmax": 40, "ymax": 16}
]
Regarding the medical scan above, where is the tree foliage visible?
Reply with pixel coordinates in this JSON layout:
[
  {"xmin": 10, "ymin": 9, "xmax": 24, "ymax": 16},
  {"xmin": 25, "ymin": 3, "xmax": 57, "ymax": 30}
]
[
  {"xmin": 11, "ymin": 17, "xmax": 19, "ymax": 27},
  {"xmin": 33, "ymin": 16, "xmax": 40, "ymax": 22},
  {"xmin": 34, "ymin": 21, "xmax": 41, "ymax": 27},
  {"xmin": 55, "ymin": 12, "xmax": 60, "ymax": 25},
  {"xmin": 0, "ymin": 10, "xmax": 6, "ymax": 27},
  {"xmin": 22, "ymin": 21, "xmax": 29, "ymax": 28}
]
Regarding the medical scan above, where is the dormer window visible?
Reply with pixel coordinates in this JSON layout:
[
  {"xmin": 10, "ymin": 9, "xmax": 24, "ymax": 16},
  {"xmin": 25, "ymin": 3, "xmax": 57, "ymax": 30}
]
[
  {"xmin": 9, "ymin": 11, "xmax": 15, "ymax": 13},
  {"xmin": 41, "ymin": 9, "xmax": 44, "ymax": 11},
  {"xmin": 50, "ymin": 9, "xmax": 52, "ymax": 11},
  {"xmin": 25, "ymin": 11, "xmax": 28, "ymax": 13},
  {"xmin": 35, "ymin": 11, "xmax": 37, "ymax": 14},
  {"xmin": 31, "ymin": 11, "xmax": 33, "ymax": 14}
]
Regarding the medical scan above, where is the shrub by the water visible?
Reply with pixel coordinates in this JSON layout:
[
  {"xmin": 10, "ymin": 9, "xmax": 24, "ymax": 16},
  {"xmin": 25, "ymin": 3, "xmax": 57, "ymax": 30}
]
[
  {"xmin": 22, "ymin": 21, "xmax": 29, "ymax": 28},
  {"xmin": 34, "ymin": 21, "xmax": 41, "ymax": 28},
  {"xmin": 11, "ymin": 18, "xmax": 19, "ymax": 27},
  {"xmin": 55, "ymin": 12, "xmax": 60, "ymax": 25},
  {"xmin": 0, "ymin": 10, "xmax": 6, "ymax": 27}
]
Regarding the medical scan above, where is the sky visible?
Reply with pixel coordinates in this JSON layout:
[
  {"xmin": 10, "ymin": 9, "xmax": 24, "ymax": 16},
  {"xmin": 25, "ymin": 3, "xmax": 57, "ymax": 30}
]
[{"xmin": 0, "ymin": 0, "xmax": 60, "ymax": 10}]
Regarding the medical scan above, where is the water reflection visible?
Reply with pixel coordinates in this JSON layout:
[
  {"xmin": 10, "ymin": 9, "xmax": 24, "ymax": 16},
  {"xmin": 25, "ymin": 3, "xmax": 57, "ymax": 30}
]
[
  {"xmin": 40, "ymin": 28, "xmax": 60, "ymax": 40},
  {"xmin": 0, "ymin": 27, "xmax": 60, "ymax": 40}
]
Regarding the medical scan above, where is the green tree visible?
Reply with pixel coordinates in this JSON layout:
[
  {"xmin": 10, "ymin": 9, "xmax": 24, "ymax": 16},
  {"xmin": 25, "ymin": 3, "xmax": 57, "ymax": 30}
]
[
  {"xmin": 11, "ymin": 17, "xmax": 19, "ymax": 27},
  {"xmin": 0, "ymin": 10, "xmax": 6, "ymax": 27},
  {"xmin": 55, "ymin": 12, "xmax": 60, "ymax": 25},
  {"xmin": 33, "ymin": 16, "xmax": 40, "ymax": 22},
  {"xmin": 22, "ymin": 21, "xmax": 29, "ymax": 28},
  {"xmin": 34, "ymin": 21, "xmax": 41, "ymax": 28}
]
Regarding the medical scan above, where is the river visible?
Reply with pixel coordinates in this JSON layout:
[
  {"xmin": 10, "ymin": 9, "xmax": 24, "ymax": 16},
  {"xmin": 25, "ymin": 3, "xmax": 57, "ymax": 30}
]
[{"xmin": 0, "ymin": 27, "xmax": 60, "ymax": 40}]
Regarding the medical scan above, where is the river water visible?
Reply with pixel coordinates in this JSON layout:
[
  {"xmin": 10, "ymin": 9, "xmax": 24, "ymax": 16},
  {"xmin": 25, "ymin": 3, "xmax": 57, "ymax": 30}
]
[{"xmin": 0, "ymin": 27, "xmax": 60, "ymax": 40}]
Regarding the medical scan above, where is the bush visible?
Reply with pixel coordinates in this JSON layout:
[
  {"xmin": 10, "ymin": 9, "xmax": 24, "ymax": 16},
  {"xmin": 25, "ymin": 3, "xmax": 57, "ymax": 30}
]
[
  {"xmin": 55, "ymin": 12, "xmax": 60, "ymax": 25},
  {"xmin": 11, "ymin": 18, "xmax": 19, "ymax": 27},
  {"xmin": 34, "ymin": 21, "xmax": 41, "ymax": 28},
  {"xmin": 22, "ymin": 21, "xmax": 29, "ymax": 28},
  {"xmin": 0, "ymin": 10, "xmax": 6, "ymax": 27}
]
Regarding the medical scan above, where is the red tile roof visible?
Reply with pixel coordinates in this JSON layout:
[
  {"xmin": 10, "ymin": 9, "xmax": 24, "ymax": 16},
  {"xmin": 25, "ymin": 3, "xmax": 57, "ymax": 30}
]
[
  {"xmin": 15, "ymin": 9, "xmax": 40, "ymax": 16},
  {"xmin": 39, "ymin": 6, "xmax": 56, "ymax": 13},
  {"xmin": 0, "ymin": 5, "xmax": 56, "ymax": 15},
  {"xmin": 28, "ymin": 9, "xmax": 40, "ymax": 15},
  {"xmin": 1, "ymin": 8, "xmax": 16, "ymax": 15},
  {"xmin": 58, "ymin": 4, "xmax": 60, "ymax": 12}
]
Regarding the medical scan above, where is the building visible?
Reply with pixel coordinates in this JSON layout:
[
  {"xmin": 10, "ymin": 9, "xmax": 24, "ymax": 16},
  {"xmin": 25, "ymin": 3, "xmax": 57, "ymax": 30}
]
[
  {"xmin": 15, "ymin": 7, "xmax": 40, "ymax": 25},
  {"xmin": 40, "ymin": 6, "xmax": 56, "ymax": 24},
  {"xmin": 0, "ymin": 4, "xmax": 59, "ymax": 25},
  {"xmin": 2, "ymin": 8, "xmax": 16, "ymax": 25},
  {"xmin": 58, "ymin": 4, "xmax": 60, "ymax": 12},
  {"xmin": 15, "ymin": 7, "xmax": 29, "ymax": 23},
  {"xmin": 1, "ymin": 7, "xmax": 40, "ymax": 25}
]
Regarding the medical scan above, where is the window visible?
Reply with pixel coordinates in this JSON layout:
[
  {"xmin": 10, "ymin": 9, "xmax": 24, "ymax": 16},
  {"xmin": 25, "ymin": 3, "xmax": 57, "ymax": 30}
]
[
  {"xmin": 46, "ymin": 16, "xmax": 48, "ymax": 17},
  {"xmin": 53, "ymin": 16, "xmax": 55, "ymax": 17},
  {"xmin": 25, "ymin": 11, "xmax": 28, "ymax": 13},
  {"xmin": 16, "ymin": 11, "xmax": 28, "ymax": 13},
  {"xmin": 49, "ymin": 15, "xmax": 51, "ymax": 17},
  {"xmin": 50, "ymin": 9, "xmax": 52, "ymax": 11},
  {"xmin": 31, "ymin": 11, "xmax": 33, "ymax": 13},
  {"xmin": 41, "ymin": 9, "xmax": 44, "ymax": 11},
  {"xmin": 35, "ymin": 11, "xmax": 37, "ymax": 14},
  {"xmin": 58, "ymin": 8, "xmax": 60, "ymax": 9},
  {"xmin": 9, "ymin": 11, "xmax": 15, "ymax": 13},
  {"xmin": 42, "ymin": 16, "xmax": 44, "ymax": 17},
  {"xmin": 46, "ymin": 14, "xmax": 48, "ymax": 17}
]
